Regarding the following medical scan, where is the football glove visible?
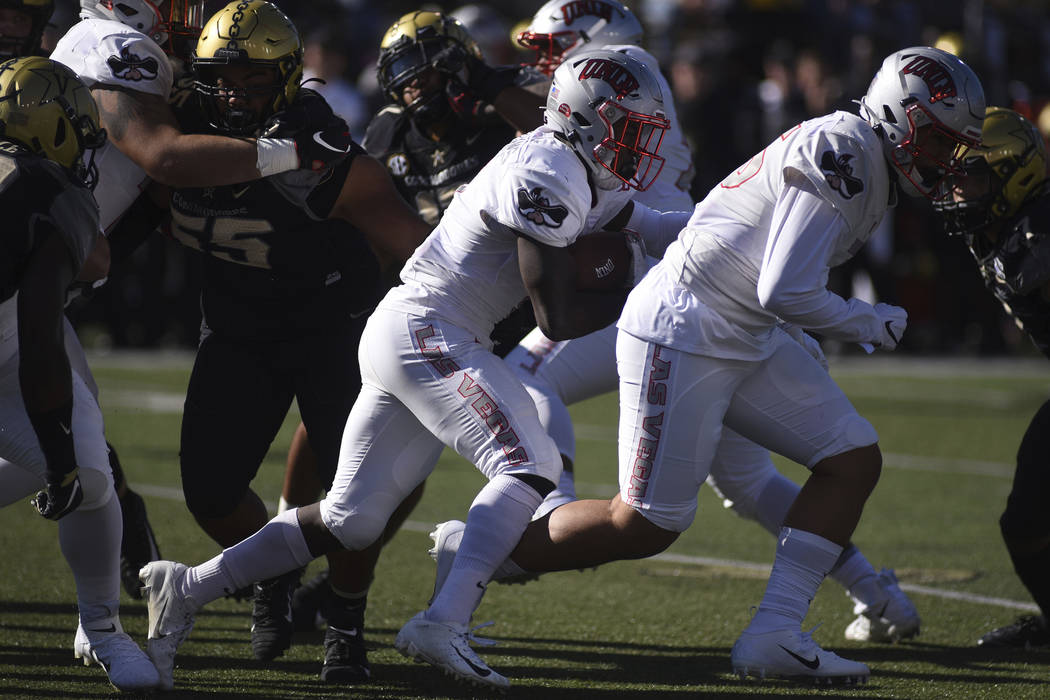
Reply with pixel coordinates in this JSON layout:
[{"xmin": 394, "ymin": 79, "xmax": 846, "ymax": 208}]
[
  {"xmin": 32, "ymin": 468, "xmax": 83, "ymax": 521},
  {"xmin": 431, "ymin": 44, "xmax": 519, "ymax": 104},
  {"xmin": 624, "ymin": 231, "xmax": 650, "ymax": 288},
  {"xmin": 261, "ymin": 93, "xmax": 355, "ymax": 173},
  {"xmin": 873, "ymin": 302, "xmax": 908, "ymax": 351}
]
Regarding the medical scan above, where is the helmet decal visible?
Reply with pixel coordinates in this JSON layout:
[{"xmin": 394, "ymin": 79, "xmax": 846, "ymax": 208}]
[
  {"xmin": 899, "ymin": 53, "xmax": 957, "ymax": 103},
  {"xmin": 577, "ymin": 56, "xmax": 639, "ymax": 98},
  {"xmin": 560, "ymin": 0, "xmax": 618, "ymax": 25}
]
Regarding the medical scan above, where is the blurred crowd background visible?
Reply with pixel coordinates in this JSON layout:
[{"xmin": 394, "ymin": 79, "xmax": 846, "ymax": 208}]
[{"xmin": 54, "ymin": 0, "xmax": 1050, "ymax": 357}]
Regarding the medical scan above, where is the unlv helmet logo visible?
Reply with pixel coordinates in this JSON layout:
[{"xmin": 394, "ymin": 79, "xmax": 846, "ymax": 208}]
[
  {"xmin": 900, "ymin": 54, "xmax": 957, "ymax": 103},
  {"xmin": 559, "ymin": 0, "xmax": 615, "ymax": 25},
  {"xmin": 577, "ymin": 57, "xmax": 639, "ymax": 98}
]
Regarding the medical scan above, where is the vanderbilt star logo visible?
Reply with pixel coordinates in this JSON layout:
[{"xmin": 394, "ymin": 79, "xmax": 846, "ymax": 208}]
[
  {"xmin": 431, "ymin": 147, "xmax": 447, "ymax": 168},
  {"xmin": 778, "ymin": 644, "xmax": 820, "ymax": 669}
]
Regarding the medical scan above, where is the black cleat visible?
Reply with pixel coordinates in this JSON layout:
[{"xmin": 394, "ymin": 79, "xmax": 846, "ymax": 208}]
[
  {"xmin": 291, "ymin": 569, "xmax": 330, "ymax": 632},
  {"xmin": 118, "ymin": 489, "xmax": 161, "ymax": 599},
  {"xmin": 978, "ymin": 615, "xmax": 1050, "ymax": 649},
  {"xmin": 319, "ymin": 589, "xmax": 370, "ymax": 684},
  {"xmin": 250, "ymin": 569, "xmax": 302, "ymax": 661}
]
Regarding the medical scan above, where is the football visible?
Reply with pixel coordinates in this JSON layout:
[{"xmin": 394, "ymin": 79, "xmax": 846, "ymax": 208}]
[{"xmin": 567, "ymin": 231, "xmax": 631, "ymax": 291}]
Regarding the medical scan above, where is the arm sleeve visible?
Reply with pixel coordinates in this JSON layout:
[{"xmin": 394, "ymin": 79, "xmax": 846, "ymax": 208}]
[{"xmin": 756, "ymin": 180, "xmax": 884, "ymax": 343}]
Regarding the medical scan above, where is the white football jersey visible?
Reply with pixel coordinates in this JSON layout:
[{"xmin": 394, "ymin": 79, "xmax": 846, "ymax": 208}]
[
  {"xmin": 606, "ymin": 44, "xmax": 694, "ymax": 212},
  {"xmin": 620, "ymin": 110, "xmax": 892, "ymax": 359},
  {"xmin": 50, "ymin": 18, "xmax": 173, "ymax": 234},
  {"xmin": 382, "ymin": 127, "xmax": 634, "ymax": 346}
]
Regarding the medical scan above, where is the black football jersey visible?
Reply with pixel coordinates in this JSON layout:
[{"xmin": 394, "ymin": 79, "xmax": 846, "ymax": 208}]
[
  {"xmin": 170, "ymin": 91, "xmax": 384, "ymax": 339},
  {"xmin": 0, "ymin": 141, "xmax": 99, "ymax": 302},
  {"xmin": 363, "ymin": 105, "xmax": 516, "ymax": 226},
  {"xmin": 966, "ymin": 195, "xmax": 1050, "ymax": 357}
]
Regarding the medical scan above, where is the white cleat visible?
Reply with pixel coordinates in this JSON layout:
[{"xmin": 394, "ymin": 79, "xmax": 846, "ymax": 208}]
[
  {"xmin": 139, "ymin": 560, "xmax": 198, "ymax": 690},
  {"xmin": 845, "ymin": 568, "xmax": 920, "ymax": 643},
  {"xmin": 428, "ymin": 520, "xmax": 465, "ymax": 605},
  {"xmin": 394, "ymin": 611, "xmax": 509, "ymax": 690},
  {"xmin": 731, "ymin": 627, "xmax": 870, "ymax": 686},
  {"xmin": 74, "ymin": 618, "xmax": 160, "ymax": 691}
]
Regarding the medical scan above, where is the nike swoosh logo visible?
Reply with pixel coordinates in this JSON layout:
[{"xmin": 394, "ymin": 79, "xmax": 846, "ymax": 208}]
[
  {"xmin": 453, "ymin": 646, "xmax": 491, "ymax": 677},
  {"xmin": 874, "ymin": 600, "xmax": 890, "ymax": 619},
  {"xmin": 232, "ymin": 185, "xmax": 250, "ymax": 198},
  {"xmin": 59, "ymin": 422, "xmax": 71, "ymax": 435},
  {"xmin": 329, "ymin": 626, "xmax": 358, "ymax": 637},
  {"xmin": 778, "ymin": 644, "xmax": 820, "ymax": 669},
  {"xmin": 884, "ymin": 321, "xmax": 899, "ymax": 343},
  {"xmin": 313, "ymin": 131, "xmax": 348, "ymax": 154},
  {"xmin": 87, "ymin": 623, "xmax": 117, "ymax": 633},
  {"xmin": 476, "ymin": 581, "xmax": 487, "ymax": 590}
]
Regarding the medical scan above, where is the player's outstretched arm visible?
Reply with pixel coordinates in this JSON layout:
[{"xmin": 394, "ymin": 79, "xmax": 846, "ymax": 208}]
[
  {"xmin": 93, "ymin": 86, "xmax": 291, "ymax": 188},
  {"xmin": 18, "ymin": 227, "xmax": 82, "ymax": 520},
  {"xmin": 329, "ymin": 154, "xmax": 432, "ymax": 275}
]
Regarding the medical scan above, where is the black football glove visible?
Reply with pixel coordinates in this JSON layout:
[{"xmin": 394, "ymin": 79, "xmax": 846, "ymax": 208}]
[
  {"xmin": 262, "ymin": 94, "xmax": 355, "ymax": 173},
  {"xmin": 32, "ymin": 468, "xmax": 83, "ymax": 521},
  {"xmin": 430, "ymin": 44, "xmax": 519, "ymax": 105}
]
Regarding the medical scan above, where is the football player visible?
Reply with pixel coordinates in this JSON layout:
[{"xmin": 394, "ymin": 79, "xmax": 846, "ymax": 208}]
[
  {"xmin": 117, "ymin": 1, "xmax": 428, "ymax": 689},
  {"xmin": 934, "ymin": 107, "xmax": 1050, "ymax": 649},
  {"xmin": 47, "ymin": 0, "xmax": 347, "ymax": 601},
  {"xmin": 0, "ymin": 0, "xmax": 51, "ymax": 60},
  {"xmin": 0, "ymin": 55, "xmax": 159, "ymax": 691},
  {"xmin": 426, "ymin": 0, "xmax": 918, "ymax": 646},
  {"xmin": 432, "ymin": 45, "xmax": 985, "ymax": 685},
  {"xmin": 277, "ymin": 10, "xmax": 548, "ymax": 681},
  {"xmin": 138, "ymin": 47, "xmax": 689, "ymax": 691}
]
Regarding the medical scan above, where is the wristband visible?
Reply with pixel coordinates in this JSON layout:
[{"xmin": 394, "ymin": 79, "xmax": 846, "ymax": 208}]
[
  {"xmin": 27, "ymin": 397, "xmax": 76, "ymax": 483},
  {"xmin": 256, "ymin": 137, "xmax": 299, "ymax": 177}
]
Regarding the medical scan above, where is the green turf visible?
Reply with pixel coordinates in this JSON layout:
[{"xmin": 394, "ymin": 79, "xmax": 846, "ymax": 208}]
[{"xmin": 1, "ymin": 355, "xmax": 1048, "ymax": 698}]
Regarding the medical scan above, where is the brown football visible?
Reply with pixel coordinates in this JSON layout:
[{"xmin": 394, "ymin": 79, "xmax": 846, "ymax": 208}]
[{"xmin": 567, "ymin": 231, "xmax": 630, "ymax": 290}]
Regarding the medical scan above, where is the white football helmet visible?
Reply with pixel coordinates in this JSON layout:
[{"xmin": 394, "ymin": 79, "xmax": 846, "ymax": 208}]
[
  {"xmin": 517, "ymin": 0, "xmax": 643, "ymax": 76},
  {"xmin": 79, "ymin": 0, "xmax": 205, "ymax": 55},
  {"xmin": 858, "ymin": 46, "xmax": 985, "ymax": 199},
  {"xmin": 544, "ymin": 48, "xmax": 669, "ymax": 191}
]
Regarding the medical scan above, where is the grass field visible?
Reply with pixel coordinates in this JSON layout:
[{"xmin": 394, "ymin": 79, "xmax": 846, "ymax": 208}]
[{"xmin": 2, "ymin": 352, "xmax": 1050, "ymax": 698}]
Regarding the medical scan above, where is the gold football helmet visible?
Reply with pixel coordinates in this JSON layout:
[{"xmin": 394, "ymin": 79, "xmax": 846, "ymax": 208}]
[
  {"xmin": 0, "ymin": 0, "xmax": 54, "ymax": 59},
  {"xmin": 377, "ymin": 11, "xmax": 481, "ymax": 123},
  {"xmin": 192, "ymin": 0, "xmax": 302, "ymax": 134},
  {"xmin": 0, "ymin": 55, "xmax": 106, "ymax": 186},
  {"xmin": 936, "ymin": 107, "xmax": 1049, "ymax": 236}
]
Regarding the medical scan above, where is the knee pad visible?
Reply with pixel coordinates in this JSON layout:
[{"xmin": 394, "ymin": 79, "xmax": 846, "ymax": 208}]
[{"xmin": 77, "ymin": 466, "xmax": 116, "ymax": 511}]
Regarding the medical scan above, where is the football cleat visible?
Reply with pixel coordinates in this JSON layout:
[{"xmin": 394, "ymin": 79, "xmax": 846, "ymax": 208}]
[
  {"xmin": 250, "ymin": 568, "xmax": 302, "ymax": 661},
  {"xmin": 394, "ymin": 611, "xmax": 509, "ymax": 690},
  {"xmin": 844, "ymin": 569, "xmax": 921, "ymax": 642},
  {"xmin": 319, "ymin": 587, "xmax": 371, "ymax": 683},
  {"xmin": 977, "ymin": 615, "xmax": 1050, "ymax": 649},
  {"xmin": 731, "ymin": 626, "xmax": 870, "ymax": 685},
  {"xmin": 74, "ymin": 618, "xmax": 160, "ymax": 691},
  {"xmin": 139, "ymin": 560, "xmax": 198, "ymax": 691},
  {"xmin": 118, "ymin": 488, "xmax": 162, "ymax": 599}
]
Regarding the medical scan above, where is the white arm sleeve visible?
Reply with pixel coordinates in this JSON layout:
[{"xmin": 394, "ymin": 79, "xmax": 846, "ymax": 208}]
[
  {"xmin": 624, "ymin": 201, "xmax": 691, "ymax": 258},
  {"xmin": 756, "ymin": 181, "xmax": 885, "ymax": 344}
]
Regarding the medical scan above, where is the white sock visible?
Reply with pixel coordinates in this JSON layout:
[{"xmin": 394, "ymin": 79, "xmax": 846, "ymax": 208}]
[
  {"xmin": 828, "ymin": 544, "xmax": 880, "ymax": 603},
  {"xmin": 184, "ymin": 509, "xmax": 314, "ymax": 605},
  {"xmin": 60, "ymin": 492, "xmax": 121, "ymax": 624},
  {"xmin": 750, "ymin": 527, "xmax": 843, "ymax": 631},
  {"xmin": 428, "ymin": 474, "xmax": 542, "ymax": 624}
]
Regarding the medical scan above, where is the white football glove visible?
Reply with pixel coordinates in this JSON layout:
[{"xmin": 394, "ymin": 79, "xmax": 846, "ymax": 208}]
[
  {"xmin": 778, "ymin": 321, "xmax": 828, "ymax": 370},
  {"xmin": 872, "ymin": 302, "xmax": 908, "ymax": 351},
  {"xmin": 624, "ymin": 231, "xmax": 650, "ymax": 288}
]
